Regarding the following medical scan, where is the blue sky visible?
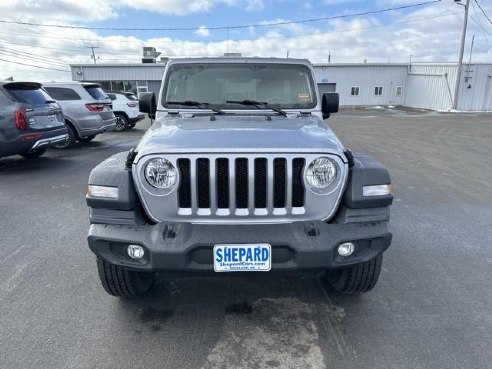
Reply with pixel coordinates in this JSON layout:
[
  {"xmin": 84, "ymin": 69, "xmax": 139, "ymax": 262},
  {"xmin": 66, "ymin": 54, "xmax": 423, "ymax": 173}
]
[
  {"xmin": 0, "ymin": 0, "xmax": 491, "ymax": 80},
  {"xmin": 93, "ymin": 1, "xmax": 374, "ymax": 40},
  {"xmin": 86, "ymin": 0, "xmax": 431, "ymax": 42}
]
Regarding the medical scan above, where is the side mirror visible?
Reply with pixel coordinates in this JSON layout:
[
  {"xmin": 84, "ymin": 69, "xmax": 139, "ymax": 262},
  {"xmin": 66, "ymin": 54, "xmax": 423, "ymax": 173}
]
[
  {"xmin": 322, "ymin": 92, "xmax": 339, "ymax": 119},
  {"xmin": 139, "ymin": 92, "xmax": 157, "ymax": 119}
]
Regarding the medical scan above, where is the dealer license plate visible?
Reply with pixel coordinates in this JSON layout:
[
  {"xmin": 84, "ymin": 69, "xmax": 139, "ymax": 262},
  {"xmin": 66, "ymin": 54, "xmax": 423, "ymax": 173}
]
[{"xmin": 213, "ymin": 243, "xmax": 271, "ymax": 272}]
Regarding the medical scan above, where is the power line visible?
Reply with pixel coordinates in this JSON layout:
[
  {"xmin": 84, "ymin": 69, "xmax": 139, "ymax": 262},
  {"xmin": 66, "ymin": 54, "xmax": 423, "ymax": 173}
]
[
  {"xmin": 0, "ymin": 46, "xmax": 71, "ymax": 66},
  {"xmin": 0, "ymin": 11, "xmax": 458, "ymax": 47},
  {"xmin": 473, "ymin": 0, "xmax": 492, "ymax": 25},
  {"xmin": 470, "ymin": 2, "xmax": 492, "ymax": 40},
  {"xmin": 0, "ymin": 57, "xmax": 70, "ymax": 72},
  {"xmin": 0, "ymin": 1, "xmax": 442, "ymax": 31},
  {"xmin": 0, "ymin": 51, "xmax": 68, "ymax": 68},
  {"xmin": 0, "ymin": 31, "xmax": 143, "ymax": 43},
  {"xmin": 0, "ymin": 7, "xmax": 458, "ymax": 67},
  {"xmin": 237, "ymin": 12, "xmax": 460, "ymax": 42},
  {"xmin": 0, "ymin": 11, "xmax": 460, "ymax": 66},
  {"xmin": 0, "ymin": 39, "xmax": 142, "ymax": 56}
]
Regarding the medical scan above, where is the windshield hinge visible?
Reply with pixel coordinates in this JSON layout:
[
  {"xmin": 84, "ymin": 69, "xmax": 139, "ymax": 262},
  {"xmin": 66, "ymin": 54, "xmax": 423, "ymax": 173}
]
[{"xmin": 298, "ymin": 112, "xmax": 312, "ymax": 117}]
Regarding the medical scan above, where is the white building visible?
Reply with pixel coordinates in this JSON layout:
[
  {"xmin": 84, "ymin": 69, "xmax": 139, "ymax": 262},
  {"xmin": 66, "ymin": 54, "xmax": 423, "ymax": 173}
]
[{"xmin": 70, "ymin": 61, "xmax": 492, "ymax": 112}]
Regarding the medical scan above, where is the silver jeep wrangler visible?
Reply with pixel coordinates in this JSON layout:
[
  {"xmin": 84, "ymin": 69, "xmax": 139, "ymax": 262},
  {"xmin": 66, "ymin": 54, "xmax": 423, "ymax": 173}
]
[{"xmin": 86, "ymin": 58, "xmax": 393, "ymax": 298}]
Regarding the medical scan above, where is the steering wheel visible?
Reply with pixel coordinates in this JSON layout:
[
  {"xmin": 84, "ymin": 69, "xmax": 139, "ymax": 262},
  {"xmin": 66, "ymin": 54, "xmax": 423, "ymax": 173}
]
[{"xmin": 266, "ymin": 96, "xmax": 290, "ymax": 104}]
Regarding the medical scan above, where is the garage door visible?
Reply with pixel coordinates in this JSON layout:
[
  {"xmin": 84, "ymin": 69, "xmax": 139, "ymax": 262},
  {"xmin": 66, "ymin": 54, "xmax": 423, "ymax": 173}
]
[{"xmin": 318, "ymin": 83, "xmax": 336, "ymax": 95}]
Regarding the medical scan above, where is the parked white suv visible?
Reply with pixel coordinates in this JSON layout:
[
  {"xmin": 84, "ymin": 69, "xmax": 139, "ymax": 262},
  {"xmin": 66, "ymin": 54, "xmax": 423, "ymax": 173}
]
[
  {"xmin": 106, "ymin": 91, "xmax": 145, "ymax": 132},
  {"xmin": 43, "ymin": 82, "xmax": 116, "ymax": 148}
]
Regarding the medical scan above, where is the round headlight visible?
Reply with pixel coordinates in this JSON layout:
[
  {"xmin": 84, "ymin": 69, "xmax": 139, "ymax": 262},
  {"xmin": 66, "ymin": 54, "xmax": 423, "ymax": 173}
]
[
  {"xmin": 144, "ymin": 158, "xmax": 177, "ymax": 189},
  {"xmin": 305, "ymin": 157, "xmax": 337, "ymax": 191}
]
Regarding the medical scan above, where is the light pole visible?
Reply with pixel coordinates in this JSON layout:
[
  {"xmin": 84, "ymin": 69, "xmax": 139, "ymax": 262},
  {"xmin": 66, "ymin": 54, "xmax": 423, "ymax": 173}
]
[{"xmin": 452, "ymin": 0, "xmax": 470, "ymax": 110}]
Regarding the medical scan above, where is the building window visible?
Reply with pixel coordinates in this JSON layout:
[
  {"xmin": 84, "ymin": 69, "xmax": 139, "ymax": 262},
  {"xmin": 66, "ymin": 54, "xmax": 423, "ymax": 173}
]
[
  {"xmin": 396, "ymin": 86, "xmax": 403, "ymax": 96},
  {"xmin": 374, "ymin": 86, "xmax": 383, "ymax": 96},
  {"xmin": 351, "ymin": 86, "xmax": 360, "ymax": 96},
  {"xmin": 97, "ymin": 81, "xmax": 111, "ymax": 91},
  {"xmin": 124, "ymin": 81, "xmax": 138, "ymax": 93},
  {"xmin": 111, "ymin": 81, "xmax": 124, "ymax": 92}
]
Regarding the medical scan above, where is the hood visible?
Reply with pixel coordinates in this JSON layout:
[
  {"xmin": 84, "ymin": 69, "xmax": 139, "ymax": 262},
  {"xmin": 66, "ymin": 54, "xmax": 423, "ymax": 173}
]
[{"xmin": 135, "ymin": 114, "xmax": 346, "ymax": 161}]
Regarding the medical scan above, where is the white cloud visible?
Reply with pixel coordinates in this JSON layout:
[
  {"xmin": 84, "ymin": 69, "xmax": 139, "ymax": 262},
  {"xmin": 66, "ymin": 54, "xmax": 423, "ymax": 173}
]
[
  {"xmin": 1, "ymin": 0, "xmax": 491, "ymax": 81},
  {"xmin": 118, "ymin": 0, "xmax": 264, "ymax": 16},
  {"xmin": 245, "ymin": 0, "xmax": 264, "ymax": 11},
  {"xmin": 0, "ymin": 0, "xmax": 267, "ymax": 22},
  {"xmin": 195, "ymin": 25, "xmax": 211, "ymax": 37},
  {"xmin": 322, "ymin": 0, "xmax": 364, "ymax": 4},
  {"xmin": 0, "ymin": 0, "xmax": 117, "ymax": 22}
]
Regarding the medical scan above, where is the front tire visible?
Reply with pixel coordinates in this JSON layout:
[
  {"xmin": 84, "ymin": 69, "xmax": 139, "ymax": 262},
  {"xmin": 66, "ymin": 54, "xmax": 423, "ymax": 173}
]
[
  {"xmin": 20, "ymin": 147, "xmax": 47, "ymax": 159},
  {"xmin": 114, "ymin": 114, "xmax": 128, "ymax": 132},
  {"xmin": 325, "ymin": 255, "xmax": 383, "ymax": 294},
  {"xmin": 96, "ymin": 257, "xmax": 154, "ymax": 298}
]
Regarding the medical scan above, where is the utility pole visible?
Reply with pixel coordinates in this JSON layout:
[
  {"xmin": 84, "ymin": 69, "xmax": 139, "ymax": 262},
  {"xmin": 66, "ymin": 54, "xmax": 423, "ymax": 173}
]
[
  {"xmin": 452, "ymin": 0, "xmax": 470, "ymax": 110},
  {"xmin": 87, "ymin": 45, "xmax": 99, "ymax": 65},
  {"xmin": 227, "ymin": 28, "xmax": 230, "ymax": 54}
]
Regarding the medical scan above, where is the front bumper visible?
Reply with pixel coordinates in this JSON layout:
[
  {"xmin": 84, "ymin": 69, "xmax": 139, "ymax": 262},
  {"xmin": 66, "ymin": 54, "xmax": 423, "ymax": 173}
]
[{"xmin": 88, "ymin": 220, "xmax": 391, "ymax": 273}]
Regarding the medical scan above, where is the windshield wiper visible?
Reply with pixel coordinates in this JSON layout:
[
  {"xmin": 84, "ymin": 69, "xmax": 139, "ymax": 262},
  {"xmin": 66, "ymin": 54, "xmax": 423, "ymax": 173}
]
[
  {"xmin": 225, "ymin": 99, "xmax": 287, "ymax": 116},
  {"xmin": 167, "ymin": 100, "xmax": 225, "ymax": 115}
]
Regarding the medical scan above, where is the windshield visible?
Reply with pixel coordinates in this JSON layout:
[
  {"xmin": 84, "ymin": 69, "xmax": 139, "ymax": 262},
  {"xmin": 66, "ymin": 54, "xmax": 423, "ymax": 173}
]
[{"xmin": 163, "ymin": 63, "xmax": 317, "ymax": 110}]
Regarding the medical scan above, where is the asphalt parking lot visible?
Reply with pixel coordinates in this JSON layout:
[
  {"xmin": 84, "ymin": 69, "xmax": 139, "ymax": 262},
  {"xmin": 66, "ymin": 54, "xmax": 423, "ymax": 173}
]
[{"xmin": 1, "ymin": 109, "xmax": 491, "ymax": 369}]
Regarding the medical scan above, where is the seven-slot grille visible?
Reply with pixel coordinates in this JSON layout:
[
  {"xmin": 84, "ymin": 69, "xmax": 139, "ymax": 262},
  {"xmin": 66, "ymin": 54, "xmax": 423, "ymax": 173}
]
[{"xmin": 177, "ymin": 157, "xmax": 306, "ymax": 215}]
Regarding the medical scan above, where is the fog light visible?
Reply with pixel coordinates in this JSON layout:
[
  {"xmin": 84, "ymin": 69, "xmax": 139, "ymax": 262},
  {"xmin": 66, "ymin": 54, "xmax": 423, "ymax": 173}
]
[
  {"xmin": 338, "ymin": 242, "xmax": 355, "ymax": 257},
  {"xmin": 127, "ymin": 244, "xmax": 145, "ymax": 259}
]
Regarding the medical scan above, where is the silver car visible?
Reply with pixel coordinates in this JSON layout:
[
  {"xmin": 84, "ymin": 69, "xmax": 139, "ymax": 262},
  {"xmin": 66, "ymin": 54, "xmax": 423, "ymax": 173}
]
[{"xmin": 42, "ymin": 82, "xmax": 116, "ymax": 148}]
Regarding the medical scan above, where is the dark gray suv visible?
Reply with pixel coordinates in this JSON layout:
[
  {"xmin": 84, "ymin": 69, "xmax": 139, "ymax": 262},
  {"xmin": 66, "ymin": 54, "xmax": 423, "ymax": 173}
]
[{"xmin": 0, "ymin": 82, "xmax": 68, "ymax": 159}]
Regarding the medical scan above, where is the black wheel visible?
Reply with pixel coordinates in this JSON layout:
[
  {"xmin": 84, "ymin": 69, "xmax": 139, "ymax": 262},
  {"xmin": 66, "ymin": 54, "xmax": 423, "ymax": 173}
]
[
  {"xmin": 52, "ymin": 123, "xmax": 76, "ymax": 149},
  {"xmin": 20, "ymin": 147, "xmax": 47, "ymax": 159},
  {"xmin": 325, "ymin": 255, "xmax": 383, "ymax": 294},
  {"xmin": 114, "ymin": 114, "xmax": 128, "ymax": 132},
  {"xmin": 96, "ymin": 257, "xmax": 154, "ymax": 298},
  {"xmin": 78, "ymin": 135, "xmax": 96, "ymax": 143}
]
